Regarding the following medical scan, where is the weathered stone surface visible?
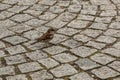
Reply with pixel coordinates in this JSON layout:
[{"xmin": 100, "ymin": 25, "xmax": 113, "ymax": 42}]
[
  {"xmin": 91, "ymin": 66, "xmax": 119, "ymax": 79},
  {"xmin": 70, "ymin": 46, "xmax": 97, "ymax": 57},
  {"xmin": 50, "ymin": 64, "xmax": 77, "ymax": 77}
]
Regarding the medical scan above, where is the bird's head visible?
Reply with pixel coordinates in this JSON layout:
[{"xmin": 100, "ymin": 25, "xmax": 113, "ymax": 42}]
[{"xmin": 47, "ymin": 28, "xmax": 57, "ymax": 33}]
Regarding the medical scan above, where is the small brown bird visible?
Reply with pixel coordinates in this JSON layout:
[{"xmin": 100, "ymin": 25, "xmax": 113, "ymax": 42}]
[{"xmin": 31, "ymin": 28, "xmax": 56, "ymax": 45}]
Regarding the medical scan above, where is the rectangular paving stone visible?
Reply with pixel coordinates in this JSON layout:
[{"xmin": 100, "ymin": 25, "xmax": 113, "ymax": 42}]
[
  {"xmin": 70, "ymin": 72, "xmax": 94, "ymax": 80},
  {"xmin": 0, "ymin": 20, "xmax": 17, "ymax": 29},
  {"xmin": 39, "ymin": 12, "xmax": 57, "ymax": 21},
  {"xmin": 5, "ymin": 45, "xmax": 26, "ymax": 55},
  {"xmin": 26, "ymin": 50, "xmax": 48, "ymax": 61},
  {"xmin": 38, "ymin": 58, "xmax": 59, "ymax": 69},
  {"xmin": 50, "ymin": 64, "xmax": 77, "ymax": 77},
  {"xmin": 89, "ymin": 22, "xmax": 108, "ymax": 30},
  {"xmin": 57, "ymin": 27, "xmax": 79, "ymax": 36},
  {"xmin": 49, "ymin": 34, "xmax": 68, "ymax": 44},
  {"xmin": 0, "ymin": 66, "xmax": 15, "ymax": 76},
  {"xmin": 108, "ymin": 61, "xmax": 120, "ymax": 72},
  {"xmin": 86, "ymin": 41, "xmax": 106, "ymax": 49},
  {"xmin": 30, "ymin": 70, "xmax": 53, "ymax": 80},
  {"xmin": 0, "ymin": 11, "xmax": 14, "ymax": 20},
  {"xmin": 113, "ymin": 41, "xmax": 120, "ymax": 49},
  {"xmin": 5, "ymin": 55, "xmax": 26, "ymax": 65},
  {"xmin": 104, "ymin": 29, "xmax": 120, "ymax": 37},
  {"xmin": 52, "ymin": 53, "xmax": 77, "ymax": 63},
  {"xmin": 75, "ymin": 58, "xmax": 100, "ymax": 70},
  {"xmin": 102, "ymin": 48, "xmax": 120, "ymax": 57},
  {"xmin": 68, "ymin": 20, "xmax": 89, "ymax": 29},
  {"xmin": 74, "ymin": 34, "xmax": 92, "ymax": 43},
  {"xmin": 43, "ymin": 45, "xmax": 67, "ymax": 55},
  {"xmin": 39, "ymin": 0, "xmax": 57, "ymax": 6},
  {"xmin": 18, "ymin": 0, "xmax": 38, "ymax": 5},
  {"xmin": 70, "ymin": 46, "xmax": 97, "ymax": 57},
  {"xmin": 81, "ymin": 29, "xmax": 103, "ymax": 38},
  {"xmin": 59, "ymin": 12, "xmax": 76, "ymax": 22},
  {"xmin": 91, "ymin": 66, "xmax": 120, "ymax": 79},
  {"xmin": 0, "ymin": 28, "xmax": 15, "ymax": 39},
  {"xmin": 96, "ymin": 36, "xmax": 116, "ymax": 44},
  {"xmin": 0, "ymin": 50, "xmax": 6, "ymax": 58},
  {"xmin": 0, "ymin": 41, "xmax": 5, "ymax": 49},
  {"xmin": 0, "ymin": 3, "xmax": 11, "ymax": 10},
  {"xmin": 91, "ymin": 53, "xmax": 115, "ymax": 65},
  {"xmin": 109, "ymin": 22, "xmax": 120, "ymax": 29},
  {"xmin": 10, "ymin": 14, "xmax": 33, "ymax": 23},
  {"xmin": 6, "ymin": 74, "xmax": 27, "ymax": 80},
  {"xmin": 9, "ymin": 24, "xmax": 33, "ymax": 33},
  {"xmin": 3, "ymin": 36, "xmax": 28, "ymax": 45},
  {"xmin": 61, "ymin": 39, "xmax": 81, "ymax": 48},
  {"xmin": 49, "ymin": 5, "xmax": 65, "ymax": 14},
  {"xmin": 18, "ymin": 62, "xmax": 43, "ymax": 73},
  {"xmin": 7, "ymin": 5, "xmax": 28, "ymax": 13}
]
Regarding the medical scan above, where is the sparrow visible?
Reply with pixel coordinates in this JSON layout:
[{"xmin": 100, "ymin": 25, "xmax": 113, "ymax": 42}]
[{"xmin": 31, "ymin": 28, "xmax": 56, "ymax": 45}]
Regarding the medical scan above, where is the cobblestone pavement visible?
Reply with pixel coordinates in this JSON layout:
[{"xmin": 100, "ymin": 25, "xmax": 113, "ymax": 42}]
[{"xmin": 0, "ymin": 0, "xmax": 120, "ymax": 80}]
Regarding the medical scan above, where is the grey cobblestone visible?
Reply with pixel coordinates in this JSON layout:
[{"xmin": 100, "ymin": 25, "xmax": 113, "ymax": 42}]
[
  {"xmin": 18, "ymin": 62, "xmax": 43, "ymax": 73},
  {"xmin": 50, "ymin": 64, "xmax": 77, "ymax": 77},
  {"xmin": 0, "ymin": 0, "xmax": 120, "ymax": 79}
]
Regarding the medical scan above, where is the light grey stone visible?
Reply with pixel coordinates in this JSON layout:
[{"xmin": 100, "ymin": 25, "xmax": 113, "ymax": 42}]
[
  {"xmin": 0, "ymin": 41, "xmax": 5, "ymax": 49},
  {"xmin": 90, "ymin": 0, "xmax": 111, "ymax": 5},
  {"xmin": 108, "ymin": 61, "xmax": 120, "ymax": 72},
  {"xmin": 50, "ymin": 64, "xmax": 77, "ymax": 77},
  {"xmin": 38, "ymin": 58, "xmax": 59, "ymax": 69},
  {"xmin": 89, "ymin": 22, "xmax": 108, "ymax": 30},
  {"xmin": 18, "ymin": 62, "xmax": 43, "ymax": 73},
  {"xmin": 0, "ymin": 20, "xmax": 16, "ymax": 28},
  {"xmin": 70, "ymin": 46, "xmax": 97, "ymax": 57},
  {"xmin": 81, "ymin": 29, "xmax": 102, "ymax": 38},
  {"xmin": 49, "ymin": 5, "xmax": 65, "ymax": 14},
  {"xmin": 57, "ymin": 27, "xmax": 79, "ymax": 36},
  {"xmin": 52, "ymin": 53, "xmax": 77, "ymax": 63},
  {"xmin": 68, "ymin": 20, "xmax": 89, "ymax": 29},
  {"xmin": 70, "ymin": 72, "xmax": 94, "ymax": 80},
  {"xmin": 95, "ymin": 17, "xmax": 112, "ymax": 23},
  {"xmin": 25, "ymin": 19, "xmax": 47, "ymax": 27},
  {"xmin": 0, "ymin": 11, "xmax": 14, "ymax": 20},
  {"xmin": 100, "ymin": 10, "xmax": 117, "ymax": 17},
  {"xmin": 104, "ymin": 29, "xmax": 120, "ymax": 37},
  {"xmin": 68, "ymin": 4, "xmax": 81, "ymax": 13},
  {"xmin": 26, "ymin": 50, "xmax": 48, "ymax": 61},
  {"xmin": 61, "ymin": 39, "xmax": 81, "ymax": 48},
  {"xmin": 75, "ymin": 58, "xmax": 100, "ymax": 70},
  {"xmin": 7, "ymin": 5, "xmax": 28, "ymax": 13},
  {"xmin": 18, "ymin": 0, "xmax": 38, "ymax": 5},
  {"xmin": 10, "ymin": 14, "xmax": 33, "ymax": 23},
  {"xmin": 3, "ymin": 36, "xmax": 28, "ymax": 45},
  {"xmin": 109, "ymin": 22, "xmax": 120, "ymax": 29},
  {"xmin": 30, "ymin": 70, "xmax": 53, "ymax": 80},
  {"xmin": 5, "ymin": 45, "xmax": 26, "ymax": 55},
  {"xmin": 5, "ymin": 55, "xmax": 26, "ymax": 65},
  {"xmin": 0, "ymin": 50, "xmax": 6, "ymax": 57},
  {"xmin": 0, "ymin": 3, "xmax": 11, "ymax": 10},
  {"xmin": 91, "ymin": 53, "xmax": 115, "ymax": 65},
  {"xmin": 113, "ymin": 41, "xmax": 120, "ymax": 49},
  {"xmin": 50, "ymin": 34, "xmax": 68, "ymax": 44},
  {"xmin": 6, "ymin": 74, "xmax": 27, "ymax": 80},
  {"xmin": 43, "ymin": 45, "xmax": 67, "ymax": 55},
  {"xmin": 77, "ymin": 14, "xmax": 94, "ymax": 21},
  {"xmin": 9, "ymin": 24, "xmax": 33, "ymax": 33},
  {"xmin": 39, "ymin": 0, "xmax": 57, "ymax": 6},
  {"xmin": 0, "ymin": 66, "xmax": 15, "ymax": 76},
  {"xmin": 74, "ymin": 34, "xmax": 92, "ymax": 43},
  {"xmin": 91, "ymin": 66, "xmax": 119, "ymax": 79},
  {"xmin": 39, "ymin": 12, "xmax": 57, "ymax": 21},
  {"xmin": 102, "ymin": 48, "xmax": 120, "ymax": 57},
  {"xmin": 96, "ymin": 36, "xmax": 116, "ymax": 44},
  {"xmin": 86, "ymin": 41, "xmax": 106, "ymax": 49}
]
